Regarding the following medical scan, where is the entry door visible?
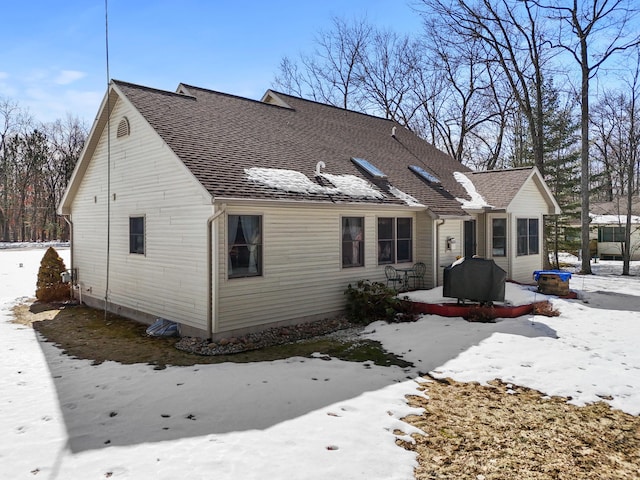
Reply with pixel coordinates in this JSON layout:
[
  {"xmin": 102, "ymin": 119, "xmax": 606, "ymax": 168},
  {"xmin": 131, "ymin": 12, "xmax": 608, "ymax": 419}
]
[{"xmin": 464, "ymin": 220, "xmax": 477, "ymax": 258}]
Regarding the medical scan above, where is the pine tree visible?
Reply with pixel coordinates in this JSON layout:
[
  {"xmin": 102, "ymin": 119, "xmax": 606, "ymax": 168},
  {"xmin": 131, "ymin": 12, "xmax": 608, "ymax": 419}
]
[{"xmin": 35, "ymin": 246, "xmax": 69, "ymax": 302}]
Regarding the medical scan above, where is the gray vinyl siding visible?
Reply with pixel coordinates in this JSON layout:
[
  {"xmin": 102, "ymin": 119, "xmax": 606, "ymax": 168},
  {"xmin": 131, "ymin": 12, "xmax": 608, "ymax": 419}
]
[
  {"xmin": 215, "ymin": 204, "xmax": 424, "ymax": 334},
  {"xmin": 69, "ymin": 98, "xmax": 213, "ymax": 330}
]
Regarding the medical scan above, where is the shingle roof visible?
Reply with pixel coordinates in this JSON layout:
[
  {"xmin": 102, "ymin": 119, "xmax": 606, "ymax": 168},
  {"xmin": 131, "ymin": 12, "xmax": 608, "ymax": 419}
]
[
  {"xmin": 112, "ymin": 80, "xmax": 476, "ymax": 216},
  {"xmin": 466, "ymin": 168, "xmax": 534, "ymax": 209},
  {"xmin": 591, "ymin": 196, "xmax": 640, "ymax": 216}
]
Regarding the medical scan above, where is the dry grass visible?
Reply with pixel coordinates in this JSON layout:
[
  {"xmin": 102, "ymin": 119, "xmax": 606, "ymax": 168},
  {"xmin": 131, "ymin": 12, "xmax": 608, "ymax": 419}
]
[{"xmin": 400, "ymin": 378, "xmax": 640, "ymax": 479}]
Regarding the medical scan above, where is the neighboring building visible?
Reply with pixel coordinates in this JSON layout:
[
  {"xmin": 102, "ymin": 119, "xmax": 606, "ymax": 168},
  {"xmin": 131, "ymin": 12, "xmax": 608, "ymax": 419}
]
[
  {"xmin": 58, "ymin": 80, "xmax": 560, "ymax": 339},
  {"xmin": 589, "ymin": 197, "xmax": 640, "ymax": 261}
]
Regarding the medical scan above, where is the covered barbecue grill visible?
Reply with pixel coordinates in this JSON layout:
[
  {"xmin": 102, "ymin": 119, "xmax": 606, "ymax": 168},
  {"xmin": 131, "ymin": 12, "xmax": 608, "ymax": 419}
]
[{"xmin": 443, "ymin": 258, "xmax": 507, "ymax": 304}]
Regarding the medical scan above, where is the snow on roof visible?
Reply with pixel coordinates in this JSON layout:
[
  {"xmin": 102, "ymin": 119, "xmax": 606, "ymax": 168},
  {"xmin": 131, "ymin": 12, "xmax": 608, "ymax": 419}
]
[
  {"xmin": 388, "ymin": 186, "xmax": 425, "ymax": 207},
  {"xmin": 453, "ymin": 171, "xmax": 493, "ymax": 209},
  {"xmin": 245, "ymin": 167, "xmax": 384, "ymax": 199},
  {"xmin": 320, "ymin": 173, "xmax": 384, "ymax": 199},
  {"xmin": 590, "ymin": 214, "xmax": 640, "ymax": 225},
  {"xmin": 246, "ymin": 167, "xmax": 332, "ymax": 195}
]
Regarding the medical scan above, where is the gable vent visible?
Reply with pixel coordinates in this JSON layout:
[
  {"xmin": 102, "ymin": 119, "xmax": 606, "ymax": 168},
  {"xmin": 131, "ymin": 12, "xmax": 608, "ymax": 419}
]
[{"xmin": 116, "ymin": 117, "xmax": 130, "ymax": 138}]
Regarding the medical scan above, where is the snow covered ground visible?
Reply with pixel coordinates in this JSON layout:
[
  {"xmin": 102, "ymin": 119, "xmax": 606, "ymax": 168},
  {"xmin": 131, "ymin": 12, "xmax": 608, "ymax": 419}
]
[{"xmin": 1, "ymin": 247, "xmax": 639, "ymax": 479}]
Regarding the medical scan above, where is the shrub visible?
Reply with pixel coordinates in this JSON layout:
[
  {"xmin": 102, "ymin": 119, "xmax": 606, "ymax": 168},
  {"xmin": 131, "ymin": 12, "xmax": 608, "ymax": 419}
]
[
  {"xmin": 35, "ymin": 247, "xmax": 70, "ymax": 302},
  {"xmin": 344, "ymin": 280, "xmax": 415, "ymax": 325}
]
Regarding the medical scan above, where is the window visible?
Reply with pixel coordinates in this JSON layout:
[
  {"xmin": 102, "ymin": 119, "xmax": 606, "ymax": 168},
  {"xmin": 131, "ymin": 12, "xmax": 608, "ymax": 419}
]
[
  {"xmin": 129, "ymin": 216, "xmax": 145, "ymax": 254},
  {"xmin": 342, "ymin": 217, "xmax": 364, "ymax": 267},
  {"xmin": 492, "ymin": 218, "xmax": 506, "ymax": 257},
  {"xmin": 517, "ymin": 218, "xmax": 540, "ymax": 256},
  {"xmin": 228, "ymin": 215, "xmax": 262, "ymax": 278},
  {"xmin": 378, "ymin": 217, "xmax": 413, "ymax": 264},
  {"xmin": 598, "ymin": 226, "xmax": 626, "ymax": 242}
]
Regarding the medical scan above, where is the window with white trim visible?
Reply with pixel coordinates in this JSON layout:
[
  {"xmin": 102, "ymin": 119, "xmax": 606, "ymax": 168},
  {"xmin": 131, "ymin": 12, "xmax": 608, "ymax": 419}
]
[
  {"xmin": 129, "ymin": 216, "xmax": 145, "ymax": 254},
  {"xmin": 377, "ymin": 217, "xmax": 413, "ymax": 264},
  {"xmin": 228, "ymin": 215, "xmax": 262, "ymax": 278},
  {"xmin": 517, "ymin": 218, "xmax": 539, "ymax": 256},
  {"xmin": 492, "ymin": 218, "xmax": 506, "ymax": 257},
  {"xmin": 342, "ymin": 217, "xmax": 364, "ymax": 267}
]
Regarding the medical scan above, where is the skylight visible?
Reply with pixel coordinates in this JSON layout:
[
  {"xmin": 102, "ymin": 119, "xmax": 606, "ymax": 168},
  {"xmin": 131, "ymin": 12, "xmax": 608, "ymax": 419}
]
[
  {"xmin": 351, "ymin": 157, "xmax": 387, "ymax": 179},
  {"xmin": 409, "ymin": 165, "xmax": 441, "ymax": 184}
]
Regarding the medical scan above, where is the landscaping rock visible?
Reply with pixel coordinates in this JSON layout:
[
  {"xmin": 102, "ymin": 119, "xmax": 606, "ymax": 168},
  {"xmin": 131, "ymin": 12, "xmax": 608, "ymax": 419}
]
[{"xmin": 175, "ymin": 317, "xmax": 356, "ymax": 356}]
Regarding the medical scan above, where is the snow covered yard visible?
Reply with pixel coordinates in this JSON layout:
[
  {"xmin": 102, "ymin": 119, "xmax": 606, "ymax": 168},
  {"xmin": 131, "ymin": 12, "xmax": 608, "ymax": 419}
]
[{"xmin": 1, "ymin": 247, "xmax": 639, "ymax": 479}]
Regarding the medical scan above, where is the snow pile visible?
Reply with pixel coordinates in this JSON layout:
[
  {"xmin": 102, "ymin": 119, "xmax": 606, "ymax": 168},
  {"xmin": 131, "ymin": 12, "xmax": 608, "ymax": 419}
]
[
  {"xmin": 246, "ymin": 167, "xmax": 383, "ymax": 199},
  {"xmin": 453, "ymin": 171, "xmax": 493, "ymax": 209}
]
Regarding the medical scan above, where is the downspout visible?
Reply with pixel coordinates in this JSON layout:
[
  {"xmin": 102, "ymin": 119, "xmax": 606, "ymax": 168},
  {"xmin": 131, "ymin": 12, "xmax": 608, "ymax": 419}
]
[
  {"xmin": 61, "ymin": 215, "xmax": 73, "ymax": 272},
  {"xmin": 434, "ymin": 219, "xmax": 445, "ymax": 286},
  {"xmin": 61, "ymin": 215, "xmax": 76, "ymax": 300},
  {"xmin": 207, "ymin": 203, "xmax": 226, "ymax": 339}
]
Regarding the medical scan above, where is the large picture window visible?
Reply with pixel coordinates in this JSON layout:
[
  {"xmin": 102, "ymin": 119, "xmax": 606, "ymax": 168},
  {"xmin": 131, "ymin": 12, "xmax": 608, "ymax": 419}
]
[
  {"xmin": 228, "ymin": 215, "xmax": 262, "ymax": 278},
  {"xmin": 517, "ymin": 218, "xmax": 540, "ymax": 256},
  {"xmin": 377, "ymin": 217, "xmax": 413, "ymax": 264},
  {"xmin": 129, "ymin": 216, "xmax": 145, "ymax": 255},
  {"xmin": 492, "ymin": 218, "xmax": 506, "ymax": 257},
  {"xmin": 598, "ymin": 226, "xmax": 626, "ymax": 242},
  {"xmin": 342, "ymin": 217, "xmax": 364, "ymax": 267}
]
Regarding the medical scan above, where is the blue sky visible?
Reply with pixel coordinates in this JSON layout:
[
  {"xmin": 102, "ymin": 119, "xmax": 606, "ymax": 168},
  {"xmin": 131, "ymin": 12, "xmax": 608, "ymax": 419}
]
[{"xmin": 0, "ymin": 1, "xmax": 423, "ymax": 124}]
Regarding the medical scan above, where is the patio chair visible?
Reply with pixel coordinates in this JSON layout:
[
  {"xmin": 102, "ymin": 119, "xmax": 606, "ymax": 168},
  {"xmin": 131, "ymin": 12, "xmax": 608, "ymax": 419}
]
[
  {"xmin": 385, "ymin": 265, "xmax": 403, "ymax": 291},
  {"xmin": 409, "ymin": 262, "xmax": 427, "ymax": 290}
]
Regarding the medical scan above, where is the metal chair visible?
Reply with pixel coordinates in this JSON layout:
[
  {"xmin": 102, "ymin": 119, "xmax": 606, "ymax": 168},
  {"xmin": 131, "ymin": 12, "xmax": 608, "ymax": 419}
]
[
  {"xmin": 409, "ymin": 262, "xmax": 426, "ymax": 290},
  {"xmin": 385, "ymin": 265, "xmax": 403, "ymax": 291}
]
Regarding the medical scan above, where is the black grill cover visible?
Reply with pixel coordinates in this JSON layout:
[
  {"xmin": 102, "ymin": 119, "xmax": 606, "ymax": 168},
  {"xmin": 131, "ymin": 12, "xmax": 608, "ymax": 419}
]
[{"xmin": 443, "ymin": 258, "xmax": 507, "ymax": 303}]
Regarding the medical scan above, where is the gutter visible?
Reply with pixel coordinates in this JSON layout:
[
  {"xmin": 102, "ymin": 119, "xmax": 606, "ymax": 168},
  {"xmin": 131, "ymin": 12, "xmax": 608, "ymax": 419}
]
[{"xmin": 207, "ymin": 203, "xmax": 226, "ymax": 339}]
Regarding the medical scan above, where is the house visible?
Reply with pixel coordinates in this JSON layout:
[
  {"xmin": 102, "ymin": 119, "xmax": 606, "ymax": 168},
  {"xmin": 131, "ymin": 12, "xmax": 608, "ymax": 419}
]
[
  {"xmin": 589, "ymin": 197, "xmax": 640, "ymax": 261},
  {"xmin": 58, "ymin": 80, "xmax": 560, "ymax": 339}
]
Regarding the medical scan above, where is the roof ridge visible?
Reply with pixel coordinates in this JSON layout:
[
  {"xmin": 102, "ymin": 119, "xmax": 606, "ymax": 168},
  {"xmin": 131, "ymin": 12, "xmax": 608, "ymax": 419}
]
[
  {"xmin": 469, "ymin": 166, "xmax": 534, "ymax": 175},
  {"xmin": 268, "ymin": 89, "xmax": 397, "ymax": 123},
  {"xmin": 177, "ymin": 83, "xmax": 300, "ymax": 111},
  {"xmin": 112, "ymin": 79, "xmax": 196, "ymax": 100}
]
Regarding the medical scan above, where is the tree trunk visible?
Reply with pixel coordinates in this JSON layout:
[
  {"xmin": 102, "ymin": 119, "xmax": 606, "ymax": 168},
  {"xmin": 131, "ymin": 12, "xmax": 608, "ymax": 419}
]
[{"xmin": 580, "ymin": 43, "xmax": 592, "ymax": 274}]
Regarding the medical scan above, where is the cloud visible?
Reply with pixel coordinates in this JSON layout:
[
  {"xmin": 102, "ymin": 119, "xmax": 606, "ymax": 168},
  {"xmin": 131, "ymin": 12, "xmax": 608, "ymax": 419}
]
[
  {"xmin": 55, "ymin": 70, "xmax": 86, "ymax": 85},
  {"xmin": 0, "ymin": 72, "xmax": 8, "ymax": 80}
]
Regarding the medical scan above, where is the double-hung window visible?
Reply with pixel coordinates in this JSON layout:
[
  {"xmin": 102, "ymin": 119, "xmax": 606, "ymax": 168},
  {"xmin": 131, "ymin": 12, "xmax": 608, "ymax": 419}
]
[
  {"xmin": 377, "ymin": 217, "xmax": 413, "ymax": 264},
  {"xmin": 129, "ymin": 216, "xmax": 145, "ymax": 255},
  {"xmin": 517, "ymin": 218, "xmax": 539, "ymax": 256},
  {"xmin": 228, "ymin": 215, "xmax": 262, "ymax": 278},
  {"xmin": 492, "ymin": 218, "xmax": 506, "ymax": 257},
  {"xmin": 342, "ymin": 217, "xmax": 364, "ymax": 267}
]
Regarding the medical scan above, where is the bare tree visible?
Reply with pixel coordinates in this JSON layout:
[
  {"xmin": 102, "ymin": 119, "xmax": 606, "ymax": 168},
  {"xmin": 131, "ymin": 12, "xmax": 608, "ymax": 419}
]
[
  {"xmin": 620, "ymin": 49, "xmax": 640, "ymax": 274},
  {"xmin": 274, "ymin": 16, "xmax": 371, "ymax": 111},
  {"xmin": 358, "ymin": 29, "xmax": 423, "ymax": 124},
  {"xmin": 536, "ymin": 0, "xmax": 640, "ymax": 274},
  {"xmin": 43, "ymin": 115, "xmax": 87, "ymax": 240},
  {"xmin": 416, "ymin": 10, "xmax": 514, "ymax": 165},
  {"xmin": 419, "ymin": 0, "xmax": 555, "ymax": 174}
]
